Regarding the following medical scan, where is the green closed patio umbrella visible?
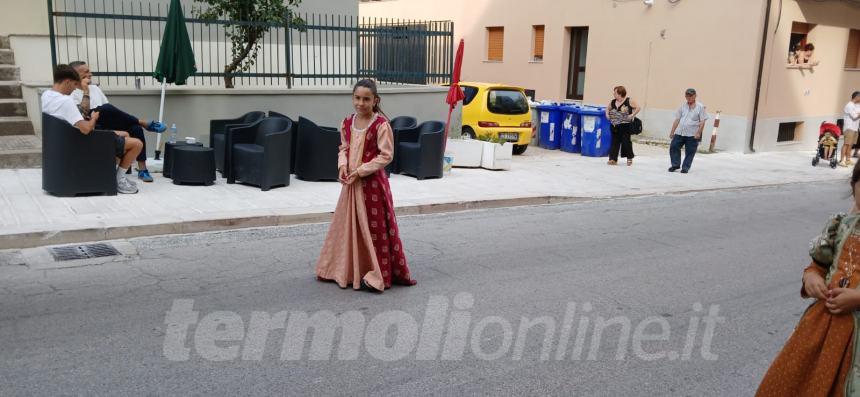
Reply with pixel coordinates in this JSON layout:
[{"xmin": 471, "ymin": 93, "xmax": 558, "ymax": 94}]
[{"xmin": 152, "ymin": 0, "xmax": 197, "ymax": 160}]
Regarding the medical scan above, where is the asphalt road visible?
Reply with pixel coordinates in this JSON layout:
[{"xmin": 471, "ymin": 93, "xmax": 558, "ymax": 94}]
[{"xmin": 0, "ymin": 180, "xmax": 853, "ymax": 396}]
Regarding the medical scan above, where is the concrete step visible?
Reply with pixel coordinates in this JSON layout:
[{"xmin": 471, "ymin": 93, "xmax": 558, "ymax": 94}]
[
  {"xmin": 0, "ymin": 49, "xmax": 14, "ymax": 65},
  {"xmin": 0, "ymin": 82, "xmax": 22, "ymax": 99},
  {"xmin": 0, "ymin": 99, "xmax": 27, "ymax": 117},
  {"xmin": 0, "ymin": 65, "xmax": 19, "ymax": 81},
  {"xmin": 0, "ymin": 36, "xmax": 9, "ymax": 50},
  {"xmin": 0, "ymin": 135, "xmax": 41, "ymax": 168},
  {"xmin": 0, "ymin": 116, "xmax": 34, "ymax": 136}
]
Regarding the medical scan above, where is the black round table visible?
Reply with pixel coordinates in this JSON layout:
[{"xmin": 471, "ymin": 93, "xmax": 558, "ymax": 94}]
[
  {"xmin": 163, "ymin": 141, "xmax": 203, "ymax": 178},
  {"xmin": 171, "ymin": 146, "xmax": 216, "ymax": 186}
]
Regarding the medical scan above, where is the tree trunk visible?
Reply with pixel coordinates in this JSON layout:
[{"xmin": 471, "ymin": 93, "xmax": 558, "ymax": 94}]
[{"xmin": 223, "ymin": 29, "xmax": 259, "ymax": 89}]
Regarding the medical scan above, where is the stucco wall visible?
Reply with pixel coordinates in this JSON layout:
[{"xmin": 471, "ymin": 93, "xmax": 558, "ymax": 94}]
[
  {"xmin": 753, "ymin": 0, "xmax": 860, "ymax": 152},
  {"xmin": 361, "ymin": 0, "xmax": 766, "ymax": 152},
  {"xmin": 25, "ymin": 85, "xmax": 450, "ymax": 158},
  {"xmin": 0, "ymin": 0, "xmax": 356, "ymax": 36}
]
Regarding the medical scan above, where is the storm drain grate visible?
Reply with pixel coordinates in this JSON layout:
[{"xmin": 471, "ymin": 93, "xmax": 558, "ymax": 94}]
[{"xmin": 49, "ymin": 243, "xmax": 121, "ymax": 261}]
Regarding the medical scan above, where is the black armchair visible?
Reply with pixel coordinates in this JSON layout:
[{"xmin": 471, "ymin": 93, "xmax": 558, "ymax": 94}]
[
  {"xmin": 295, "ymin": 117, "xmax": 341, "ymax": 182},
  {"xmin": 209, "ymin": 111, "xmax": 266, "ymax": 173},
  {"xmin": 387, "ymin": 116, "xmax": 419, "ymax": 175},
  {"xmin": 42, "ymin": 113, "xmax": 118, "ymax": 196},
  {"xmin": 390, "ymin": 116, "xmax": 418, "ymax": 130},
  {"xmin": 226, "ymin": 117, "xmax": 292, "ymax": 191},
  {"xmin": 268, "ymin": 111, "xmax": 299, "ymax": 174},
  {"xmin": 397, "ymin": 121, "xmax": 445, "ymax": 180}
]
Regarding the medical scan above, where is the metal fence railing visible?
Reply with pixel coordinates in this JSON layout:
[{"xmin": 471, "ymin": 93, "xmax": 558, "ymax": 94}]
[{"xmin": 47, "ymin": 0, "xmax": 454, "ymax": 88}]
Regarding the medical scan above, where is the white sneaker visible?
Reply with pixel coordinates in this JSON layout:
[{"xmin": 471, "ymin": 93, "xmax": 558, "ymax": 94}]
[{"xmin": 117, "ymin": 177, "xmax": 139, "ymax": 194}]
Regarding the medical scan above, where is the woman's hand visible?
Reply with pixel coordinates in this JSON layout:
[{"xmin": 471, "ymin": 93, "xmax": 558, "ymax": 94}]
[
  {"xmin": 826, "ymin": 288, "xmax": 860, "ymax": 314},
  {"xmin": 803, "ymin": 271, "xmax": 828, "ymax": 300}
]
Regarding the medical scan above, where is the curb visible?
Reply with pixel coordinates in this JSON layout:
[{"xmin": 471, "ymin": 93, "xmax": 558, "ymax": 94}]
[
  {"xmin": 0, "ymin": 196, "xmax": 589, "ymax": 250},
  {"xmin": 0, "ymin": 180, "xmax": 843, "ymax": 250}
]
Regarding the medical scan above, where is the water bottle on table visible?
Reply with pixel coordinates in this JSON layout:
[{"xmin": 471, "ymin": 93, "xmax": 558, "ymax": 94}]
[{"xmin": 169, "ymin": 124, "xmax": 178, "ymax": 143}]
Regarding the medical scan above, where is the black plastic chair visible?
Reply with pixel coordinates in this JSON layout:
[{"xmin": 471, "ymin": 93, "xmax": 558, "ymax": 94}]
[
  {"xmin": 295, "ymin": 117, "xmax": 341, "ymax": 182},
  {"xmin": 42, "ymin": 113, "xmax": 118, "ymax": 196},
  {"xmin": 226, "ymin": 117, "xmax": 292, "ymax": 191},
  {"xmin": 390, "ymin": 116, "xmax": 418, "ymax": 130},
  {"xmin": 209, "ymin": 111, "xmax": 266, "ymax": 173},
  {"xmin": 387, "ymin": 116, "xmax": 419, "ymax": 175},
  {"xmin": 268, "ymin": 111, "xmax": 299, "ymax": 174},
  {"xmin": 397, "ymin": 121, "xmax": 445, "ymax": 180}
]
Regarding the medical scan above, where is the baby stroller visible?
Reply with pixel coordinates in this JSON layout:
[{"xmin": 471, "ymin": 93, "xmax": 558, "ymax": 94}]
[{"xmin": 813, "ymin": 122, "xmax": 841, "ymax": 169}]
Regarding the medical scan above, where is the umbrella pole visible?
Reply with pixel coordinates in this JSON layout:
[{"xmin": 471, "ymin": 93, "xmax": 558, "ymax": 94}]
[
  {"xmin": 154, "ymin": 80, "xmax": 166, "ymax": 160},
  {"xmin": 444, "ymin": 106, "xmax": 454, "ymax": 152}
]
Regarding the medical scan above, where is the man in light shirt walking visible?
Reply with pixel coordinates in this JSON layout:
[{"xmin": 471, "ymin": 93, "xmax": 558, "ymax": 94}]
[
  {"xmin": 841, "ymin": 91, "xmax": 860, "ymax": 167},
  {"xmin": 668, "ymin": 88, "xmax": 709, "ymax": 174}
]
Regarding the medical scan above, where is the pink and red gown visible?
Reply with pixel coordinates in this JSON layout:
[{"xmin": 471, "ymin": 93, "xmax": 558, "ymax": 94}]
[{"xmin": 315, "ymin": 113, "xmax": 416, "ymax": 291}]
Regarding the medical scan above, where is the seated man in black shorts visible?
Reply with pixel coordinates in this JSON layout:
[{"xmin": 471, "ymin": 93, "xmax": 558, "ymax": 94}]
[
  {"xmin": 41, "ymin": 64, "xmax": 142, "ymax": 194},
  {"xmin": 70, "ymin": 61, "xmax": 165, "ymax": 182}
]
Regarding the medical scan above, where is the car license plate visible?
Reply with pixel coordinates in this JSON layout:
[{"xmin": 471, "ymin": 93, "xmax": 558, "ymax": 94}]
[{"xmin": 499, "ymin": 132, "xmax": 519, "ymax": 141}]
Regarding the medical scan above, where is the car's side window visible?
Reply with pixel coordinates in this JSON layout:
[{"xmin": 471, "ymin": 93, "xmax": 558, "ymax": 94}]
[{"xmin": 463, "ymin": 86, "xmax": 479, "ymax": 106}]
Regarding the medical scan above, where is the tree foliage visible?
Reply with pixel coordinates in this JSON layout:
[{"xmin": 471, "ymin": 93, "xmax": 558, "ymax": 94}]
[{"xmin": 194, "ymin": 0, "xmax": 304, "ymax": 88}]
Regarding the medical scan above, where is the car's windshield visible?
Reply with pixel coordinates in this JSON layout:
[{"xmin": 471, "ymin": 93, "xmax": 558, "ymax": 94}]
[{"xmin": 487, "ymin": 89, "xmax": 529, "ymax": 115}]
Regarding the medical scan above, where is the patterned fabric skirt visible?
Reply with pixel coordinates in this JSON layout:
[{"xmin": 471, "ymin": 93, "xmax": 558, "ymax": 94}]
[{"xmin": 361, "ymin": 172, "xmax": 416, "ymax": 288}]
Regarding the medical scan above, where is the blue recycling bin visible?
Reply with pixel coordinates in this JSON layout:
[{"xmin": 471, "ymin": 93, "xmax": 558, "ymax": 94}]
[
  {"xmin": 579, "ymin": 106, "xmax": 612, "ymax": 157},
  {"xmin": 559, "ymin": 105, "xmax": 581, "ymax": 153},
  {"xmin": 536, "ymin": 104, "xmax": 561, "ymax": 150}
]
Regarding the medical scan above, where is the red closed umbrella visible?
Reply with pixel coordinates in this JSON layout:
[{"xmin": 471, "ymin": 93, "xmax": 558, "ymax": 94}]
[{"xmin": 444, "ymin": 39, "xmax": 465, "ymax": 151}]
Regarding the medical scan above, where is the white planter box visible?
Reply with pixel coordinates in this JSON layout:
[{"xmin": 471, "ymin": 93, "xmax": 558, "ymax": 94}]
[
  {"xmin": 481, "ymin": 141, "xmax": 513, "ymax": 170},
  {"xmin": 445, "ymin": 139, "xmax": 484, "ymax": 167}
]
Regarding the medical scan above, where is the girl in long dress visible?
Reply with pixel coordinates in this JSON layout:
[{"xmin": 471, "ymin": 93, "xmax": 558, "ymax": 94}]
[
  {"xmin": 756, "ymin": 164, "xmax": 860, "ymax": 396},
  {"xmin": 315, "ymin": 79, "xmax": 417, "ymax": 292}
]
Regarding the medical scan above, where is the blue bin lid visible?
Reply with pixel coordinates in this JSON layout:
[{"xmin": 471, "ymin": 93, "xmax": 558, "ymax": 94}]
[
  {"xmin": 577, "ymin": 106, "xmax": 605, "ymax": 116},
  {"xmin": 536, "ymin": 103, "xmax": 560, "ymax": 110},
  {"xmin": 559, "ymin": 105, "xmax": 580, "ymax": 113}
]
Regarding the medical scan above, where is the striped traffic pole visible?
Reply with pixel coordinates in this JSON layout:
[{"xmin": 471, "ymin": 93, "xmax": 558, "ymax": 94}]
[{"xmin": 709, "ymin": 111, "xmax": 721, "ymax": 153}]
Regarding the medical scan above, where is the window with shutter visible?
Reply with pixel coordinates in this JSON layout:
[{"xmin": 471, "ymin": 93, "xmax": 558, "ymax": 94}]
[
  {"xmin": 846, "ymin": 29, "xmax": 860, "ymax": 69},
  {"xmin": 533, "ymin": 25, "xmax": 545, "ymax": 61},
  {"xmin": 487, "ymin": 27, "xmax": 504, "ymax": 61}
]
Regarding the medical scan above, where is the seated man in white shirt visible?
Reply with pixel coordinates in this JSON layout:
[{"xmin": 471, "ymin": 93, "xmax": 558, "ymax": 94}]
[
  {"xmin": 69, "ymin": 61, "xmax": 165, "ymax": 183},
  {"xmin": 41, "ymin": 64, "xmax": 142, "ymax": 194}
]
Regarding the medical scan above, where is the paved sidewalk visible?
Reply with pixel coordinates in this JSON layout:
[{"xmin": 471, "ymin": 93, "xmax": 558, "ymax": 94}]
[{"xmin": 0, "ymin": 144, "xmax": 848, "ymax": 248}]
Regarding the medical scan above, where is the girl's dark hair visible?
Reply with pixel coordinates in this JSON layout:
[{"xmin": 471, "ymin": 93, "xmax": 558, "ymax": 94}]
[
  {"xmin": 353, "ymin": 79, "xmax": 388, "ymax": 119},
  {"xmin": 614, "ymin": 86, "xmax": 627, "ymax": 97},
  {"xmin": 852, "ymin": 91, "xmax": 860, "ymax": 100},
  {"xmin": 805, "ymin": 43, "xmax": 815, "ymax": 51}
]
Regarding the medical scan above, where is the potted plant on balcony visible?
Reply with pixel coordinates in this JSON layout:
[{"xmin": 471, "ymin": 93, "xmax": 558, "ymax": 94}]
[{"xmin": 478, "ymin": 135, "xmax": 513, "ymax": 170}]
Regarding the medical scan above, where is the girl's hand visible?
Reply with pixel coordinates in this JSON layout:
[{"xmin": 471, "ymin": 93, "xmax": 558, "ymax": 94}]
[
  {"xmin": 345, "ymin": 170, "xmax": 359, "ymax": 185},
  {"xmin": 825, "ymin": 288, "xmax": 860, "ymax": 314},
  {"xmin": 338, "ymin": 166, "xmax": 348, "ymax": 184},
  {"xmin": 804, "ymin": 271, "xmax": 828, "ymax": 300}
]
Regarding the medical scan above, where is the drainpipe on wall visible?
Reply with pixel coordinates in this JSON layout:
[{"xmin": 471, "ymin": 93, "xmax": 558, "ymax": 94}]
[{"xmin": 749, "ymin": 0, "xmax": 774, "ymax": 153}]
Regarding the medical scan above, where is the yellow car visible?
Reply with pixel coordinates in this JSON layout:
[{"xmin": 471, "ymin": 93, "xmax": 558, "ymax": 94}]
[{"xmin": 459, "ymin": 82, "xmax": 534, "ymax": 155}]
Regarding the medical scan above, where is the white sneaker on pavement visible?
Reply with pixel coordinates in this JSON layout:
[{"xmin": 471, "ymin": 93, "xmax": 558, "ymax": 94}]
[{"xmin": 117, "ymin": 177, "xmax": 139, "ymax": 194}]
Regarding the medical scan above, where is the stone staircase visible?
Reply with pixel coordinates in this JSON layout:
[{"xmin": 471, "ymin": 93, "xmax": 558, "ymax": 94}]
[{"xmin": 0, "ymin": 36, "xmax": 40, "ymax": 168}]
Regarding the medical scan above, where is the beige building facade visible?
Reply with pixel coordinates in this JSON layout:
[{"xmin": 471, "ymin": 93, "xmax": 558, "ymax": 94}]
[{"xmin": 361, "ymin": 0, "xmax": 860, "ymax": 153}]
